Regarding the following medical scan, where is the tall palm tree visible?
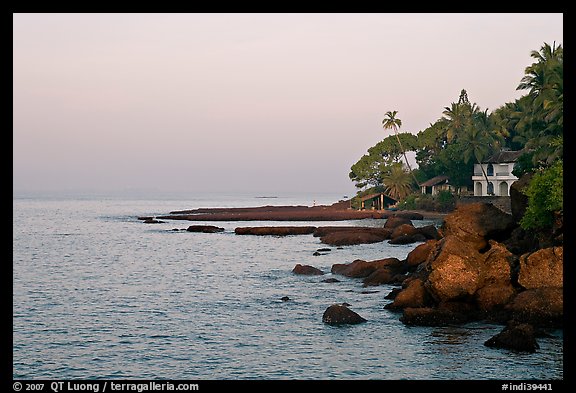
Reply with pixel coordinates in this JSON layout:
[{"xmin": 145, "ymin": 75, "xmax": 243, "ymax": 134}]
[
  {"xmin": 382, "ymin": 111, "xmax": 418, "ymax": 186},
  {"xmin": 382, "ymin": 164, "xmax": 413, "ymax": 201},
  {"xmin": 460, "ymin": 110, "xmax": 495, "ymax": 194},
  {"xmin": 516, "ymin": 41, "xmax": 563, "ymax": 166}
]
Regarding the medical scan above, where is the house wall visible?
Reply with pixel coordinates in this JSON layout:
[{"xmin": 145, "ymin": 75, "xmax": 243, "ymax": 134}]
[{"xmin": 472, "ymin": 162, "xmax": 518, "ymax": 196}]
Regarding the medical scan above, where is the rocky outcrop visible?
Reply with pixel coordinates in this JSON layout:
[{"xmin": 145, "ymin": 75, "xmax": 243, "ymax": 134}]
[
  {"xmin": 440, "ymin": 203, "xmax": 516, "ymax": 251},
  {"xmin": 331, "ymin": 258, "xmax": 400, "ymax": 278},
  {"xmin": 186, "ymin": 225, "xmax": 225, "ymax": 233},
  {"xmin": 319, "ymin": 228, "xmax": 391, "ymax": 246},
  {"xmin": 234, "ymin": 226, "xmax": 317, "ymax": 236},
  {"xmin": 322, "ymin": 304, "xmax": 366, "ymax": 325},
  {"xmin": 517, "ymin": 247, "xmax": 563, "ymax": 289},
  {"xmin": 506, "ymin": 288, "xmax": 563, "ymax": 327},
  {"xmin": 292, "ymin": 264, "xmax": 324, "ymax": 275},
  {"xmin": 406, "ymin": 240, "xmax": 437, "ymax": 268},
  {"xmin": 424, "ymin": 235, "xmax": 484, "ymax": 303},
  {"xmin": 400, "ymin": 304, "xmax": 473, "ymax": 326},
  {"xmin": 385, "ymin": 278, "xmax": 431, "ymax": 310}
]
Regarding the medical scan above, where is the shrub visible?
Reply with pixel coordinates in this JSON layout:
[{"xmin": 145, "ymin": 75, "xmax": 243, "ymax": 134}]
[{"xmin": 520, "ymin": 160, "xmax": 563, "ymax": 231}]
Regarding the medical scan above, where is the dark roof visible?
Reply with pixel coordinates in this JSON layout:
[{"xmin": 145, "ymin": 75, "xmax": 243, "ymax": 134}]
[
  {"xmin": 484, "ymin": 150, "xmax": 523, "ymax": 163},
  {"xmin": 419, "ymin": 175, "xmax": 450, "ymax": 187},
  {"xmin": 359, "ymin": 192, "xmax": 398, "ymax": 202}
]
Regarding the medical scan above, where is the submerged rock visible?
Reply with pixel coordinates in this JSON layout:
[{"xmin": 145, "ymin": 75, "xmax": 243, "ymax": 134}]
[
  {"xmin": 292, "ymin": 264, "xmax": 324, "ymax": 275},
  {"xmin": 235, "ymin": 226, "xmax": 317, "ymax": 235},
  {"xmin": 322, "ymin": 304, "xmax": 366, "ymax": 325},
  {"xmin": 186, "ymin": 225, "xmax": 225, "ymax": 233},
  {"xmin": 484, "ymin": 321, "xmax": 540, "ymax": 353}
]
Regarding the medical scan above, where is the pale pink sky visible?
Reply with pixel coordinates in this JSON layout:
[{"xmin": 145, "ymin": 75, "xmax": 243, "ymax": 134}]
[{"xmin": 13, "ymin": 13, "xmax": 563, "ymax": 196}]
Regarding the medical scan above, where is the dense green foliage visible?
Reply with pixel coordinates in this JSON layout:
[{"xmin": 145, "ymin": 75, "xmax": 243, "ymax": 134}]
[
  {"xmin": 520, "ymin": 160, "xmax": 563, "ymax": 231},
  {"xmin": 349, "ymin": 41, "xmax": 563, "ymax": 226},
  {"xmin": 397, "ymin": 190, "xmax": 456, "ymax": 212}
]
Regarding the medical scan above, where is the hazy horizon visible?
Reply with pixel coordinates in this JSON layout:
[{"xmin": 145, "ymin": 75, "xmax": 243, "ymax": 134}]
[{"xmin": 13, "ymin": 13, "xmax": 563, "ymax": 197}]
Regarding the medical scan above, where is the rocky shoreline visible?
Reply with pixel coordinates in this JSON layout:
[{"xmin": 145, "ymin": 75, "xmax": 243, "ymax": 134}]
[
  {"xmin": 140, "ymin": 200, "xmax": 563, "ymax": 353},
  {"xmin": 298, "ymin": 202, "xmax": 563, "ymax": 352}
]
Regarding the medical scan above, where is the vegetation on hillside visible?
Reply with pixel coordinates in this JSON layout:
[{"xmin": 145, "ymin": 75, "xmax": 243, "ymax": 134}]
[{"xmin": 348, "ymin": 42, "xmax": 563, "ymax": 231}]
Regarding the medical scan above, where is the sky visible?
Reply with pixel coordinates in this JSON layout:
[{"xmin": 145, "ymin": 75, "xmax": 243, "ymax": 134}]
[{"xmin": 13, "ymin": 13, "xmax": 563, "ymax": 197}]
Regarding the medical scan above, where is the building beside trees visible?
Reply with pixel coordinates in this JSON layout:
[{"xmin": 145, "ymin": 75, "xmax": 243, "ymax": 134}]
[{"xmin": 472, "ymin": 150, "xmax": 522, "ymax": 196}]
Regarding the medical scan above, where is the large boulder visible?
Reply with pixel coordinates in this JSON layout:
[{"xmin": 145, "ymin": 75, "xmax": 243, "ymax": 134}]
[
  {"xmin": 322, "ymin": 304, "xmax": 366, "ymax": 325},
  {"xmin": 331, "ymin": 257, "xmax": 400, "ymax": 278},
  {"xmin": 424, "ymin": 235, "xmax": 483, "ymax": 302},
  {"xmin": 478, "ymin": 240, "xmax": 515, "ymax": 286},
  {"xmin": 292, "ymin": 264, "xmax": 324, "ymax": 275},
  {"xmin": 518, "ymin": 246, "xmax": 563, "ymax": 289},
  {"xmin": 506, "ymin": 288, "xmax": 563, "ymax": 327},
  {"xmin": 383, "ymin": 216, "xmax": 413, "ymax": 229},
  {"xmin": 390, "ymin": 223, "xmax": 419, "ymax": 239},
  {"xmin": 406, "ymin": 240, "xmax": 437, "ymax": 268},
  {"xmin": 440, "ymin": 203, "xmax": 516, "ymax": 251},
  {"xmin": 385, "ymin": 278, "xmax": 432, "ymax": 310},
  {"xmin": 362, "ymin": 261, "xmax": 407, "ymax": 287}
]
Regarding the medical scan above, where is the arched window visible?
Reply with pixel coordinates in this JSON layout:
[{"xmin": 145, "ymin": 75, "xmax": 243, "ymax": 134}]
[
  {"xmin": 487, "ymin": 182, "xmax": 494, "ymax": 195},
  {"xmin": 487, "ymin": 163, "xmax": 494, "ymax": 176},
  {"xmin": 475, "ymin": 182, "xmax": 483, "ymax": 196},
  {"xmin": 499, "ymin": 182, "xmax": 509, "ymax": 196}
]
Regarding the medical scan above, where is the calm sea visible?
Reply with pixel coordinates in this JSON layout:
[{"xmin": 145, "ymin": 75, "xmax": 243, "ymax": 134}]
[{"xmin": 12, "ymin": 192, "xmax": 563, "ymax": 380}]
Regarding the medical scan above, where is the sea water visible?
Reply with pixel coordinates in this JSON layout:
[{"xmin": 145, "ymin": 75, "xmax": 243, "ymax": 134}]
[{"xmin": 12, "ymin": 192, "xmax": 563, "ymax": 380}]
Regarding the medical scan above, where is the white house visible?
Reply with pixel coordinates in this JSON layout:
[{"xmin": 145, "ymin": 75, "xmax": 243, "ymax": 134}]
[{"xmin": 472, "ymin": 150, "xmax": 523, "ymax": 196}]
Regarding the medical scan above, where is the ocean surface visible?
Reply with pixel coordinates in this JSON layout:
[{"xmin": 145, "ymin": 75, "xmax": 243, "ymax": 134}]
[{"xmin": 12, "ymin": 192, "xmax": 563, "ymax": 380}]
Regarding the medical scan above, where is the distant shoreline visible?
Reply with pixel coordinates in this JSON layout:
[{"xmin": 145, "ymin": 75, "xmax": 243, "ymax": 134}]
[{"xmin": 146, "ymin": 202, "xmax": 448, "ymax": 222}]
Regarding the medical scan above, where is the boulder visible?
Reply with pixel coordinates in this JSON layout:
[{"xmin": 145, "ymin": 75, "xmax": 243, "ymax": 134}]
[
  {"xmin": 506, "ymin": 288, "xmax": 563, "ymax": 327},
  {"xmin": 331, "ymin": 257, "xmax": 401, "ymax": 278},
  {"xmin": 322, "ymin": 304, "xmax": 366, "ymax": 325},
  {"xmin": 399, "ymin": 306, "xmax": 471, "ymax": 326},
  {"xmin": 385, "ymin": 278, "xmax": 431, "ymax": 310},
  {"xmin": 518, "ymin": 247, "xmax": 563, "ymax": 289},
  {"xmin": 440, "ymin": 203, "xmax": 516, "ymax": 251},
  {"xmin": 390, "ymin": 224, "xmax": 419, "ymax": 239},
  {"xmin": 417, "ymin": 225, "xmax": 441, "ymax": 240},
  {"xmin": 292, "ymin": 264, "xmax": 324, "ymax": 275},
  {"xmin": 406, "ymin": 240, "xmax": 437, "ymax": 267},
  {"xmin": 484, "ymin": 321, "xmax": 540, "ymax": 353},
  {"xmin": 474, "ymin": 284, "xmax": 517, "ymax": 315},
  {"xmin": 384, "ymin": 216, "xmax": 413, "ymax": 229},
  {"xmin": 321, "ymin": 277, "xmax": 341, "ymax": 283},
  {"xmin": 424, "ymin": 235, "xmax": 483, "ymax": 302},
  {"xmin": 362, "ymin": 263, "xmax": 406, "ymax": 287},
  {"xmin": 479, "ymin": 240, "xmax": 515, "ymax": 286}
]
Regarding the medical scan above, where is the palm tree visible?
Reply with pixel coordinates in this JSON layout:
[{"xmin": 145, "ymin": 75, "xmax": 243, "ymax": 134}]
[
  {"xmin": 460, "ymin": 110, "xmax": 496, "ymax": 194},
  {"xmin": 382, "ymin": 111, "xmax": 418, "ymax": 186},
  {"xmin": 516, "ymin": 41, "xmax": 563, "ymax": 167},
  {"xmin": 382, "ymin": 164, "xmax": 413, "ymax": 201}
]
